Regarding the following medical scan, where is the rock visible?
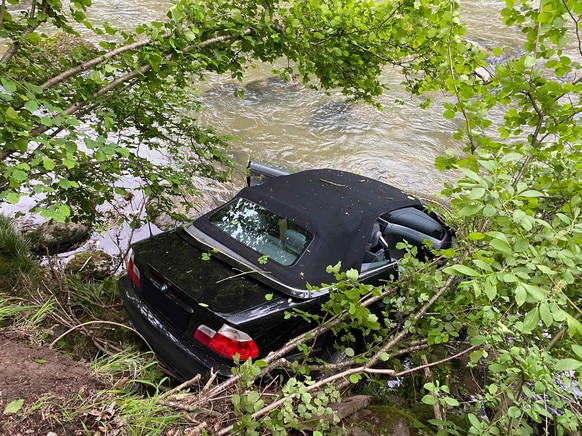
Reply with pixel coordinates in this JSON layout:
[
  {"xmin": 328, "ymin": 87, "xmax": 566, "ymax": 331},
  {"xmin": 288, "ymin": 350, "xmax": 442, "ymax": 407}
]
[
  {"xmin": 330, "ymin": 395, "xmax": 373, "ymax": 420},
  {"xmin": 345, "ymin": 405, "xmax": 426, "ymax": 436},
  {"xmin": 38, "ymin": 30, "xmax": 97, "ymax": 65},
  {"xmin": 474, "ymin": 66, "xmax": 492, "ymax": 83},
  {"xmin": 27, "ymin": 221, "xmax": 91, "ymax": 254},
  {"xmin": 65, "ymin": 250, "xmax": 112, "ymax": 281},
  {"xmin": 347, "ymin": 428, "xmax": 372, "ymax": 436}
]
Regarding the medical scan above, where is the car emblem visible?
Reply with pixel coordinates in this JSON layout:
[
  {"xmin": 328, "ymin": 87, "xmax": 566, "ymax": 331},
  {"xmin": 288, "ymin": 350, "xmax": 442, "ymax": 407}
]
[{"xmin": 159, "ymin": 283, "xmax": 169, "ymax": 294}]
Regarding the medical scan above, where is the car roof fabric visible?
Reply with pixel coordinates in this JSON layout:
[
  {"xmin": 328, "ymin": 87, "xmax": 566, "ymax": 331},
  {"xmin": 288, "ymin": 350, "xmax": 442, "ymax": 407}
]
[{"xmin": 195, "ymin": 169, "xmax": 422, "ymax": 291}]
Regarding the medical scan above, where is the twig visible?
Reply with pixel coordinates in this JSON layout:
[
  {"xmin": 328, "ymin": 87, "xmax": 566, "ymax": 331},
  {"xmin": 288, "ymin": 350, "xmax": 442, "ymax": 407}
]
[
  {"xmin": 217, "ymin": 343, "xmax": 479, "ymax": 434},
  {"xmin": 198, "ymin": 286, "xmax": 397, "ymax": 404},
  {"xmin": 160, "ymin": 374, "xmax": 201, "ymax": 399},
  {"xmin": 320, "ymin": 179, "xmax": 347, "ymax": 187},
  {"xmin": 41, "ymin": 38, "xmax": 154, "ymax": 90},
  {"xmin": 201, "ymin": 370, "xmax": 218, "ymax": 393},
  {"xmin": 421, "ymin": 354, "xmax": 444, "ymax": 429},
  {"xmin": 156, "ymin": 399, "xmax": 220, "ymax": 416},
  {"xmin": 216, "ymin": 269, "xmax": 266, "ymax": 284},
  {"xmin": 49, "ymin": 319, "xmax": 152, "ymax": 352}
]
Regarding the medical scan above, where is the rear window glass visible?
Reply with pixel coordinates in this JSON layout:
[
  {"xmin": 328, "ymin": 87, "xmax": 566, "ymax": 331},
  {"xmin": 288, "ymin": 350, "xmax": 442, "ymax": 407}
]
[{"xmin": 208, "ymin": 198, "xmax": 312, "ymax": 266}]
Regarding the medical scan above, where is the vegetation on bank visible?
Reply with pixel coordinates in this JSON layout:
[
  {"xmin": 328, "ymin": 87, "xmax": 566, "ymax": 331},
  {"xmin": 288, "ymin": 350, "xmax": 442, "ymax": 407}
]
[{"xmin": 1, "ymin": 0, "xmax": 581, "ymax": 435}]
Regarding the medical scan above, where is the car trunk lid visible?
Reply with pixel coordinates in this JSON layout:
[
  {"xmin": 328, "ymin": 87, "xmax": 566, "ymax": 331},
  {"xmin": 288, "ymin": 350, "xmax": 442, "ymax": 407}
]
[{"xmin": 131, "ymin": 228, "xmax": 287, "ymax": 327}]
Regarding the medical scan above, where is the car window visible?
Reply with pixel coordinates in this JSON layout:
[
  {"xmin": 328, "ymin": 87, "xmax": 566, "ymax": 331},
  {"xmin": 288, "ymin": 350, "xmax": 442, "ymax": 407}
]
[{"xmin": 208, "ymin": 198, "xmax": 312, "ymax": 266}]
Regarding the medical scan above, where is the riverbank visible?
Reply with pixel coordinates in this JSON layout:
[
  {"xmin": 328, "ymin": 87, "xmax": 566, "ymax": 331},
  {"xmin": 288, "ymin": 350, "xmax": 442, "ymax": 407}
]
[{"xmin": 1, "ymin": 214, "xmax": 427, "ymax": 435}]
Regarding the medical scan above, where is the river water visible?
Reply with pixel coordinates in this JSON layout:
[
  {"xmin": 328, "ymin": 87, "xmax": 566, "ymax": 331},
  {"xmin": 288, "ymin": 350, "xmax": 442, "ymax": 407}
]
[
  {"xmin": 80, "ymin": 0, "xmax": 521, "ymax": 196},
  {"xmin": 1, "ymin": 1, "xmax": 532, "ymax": 251}
]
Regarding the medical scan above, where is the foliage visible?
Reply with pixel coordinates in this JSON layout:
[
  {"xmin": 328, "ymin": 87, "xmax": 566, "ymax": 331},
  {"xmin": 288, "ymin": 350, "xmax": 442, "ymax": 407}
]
[
  {"xmin": 0, "ymin": 0, "xmax": 472, "ymax": 224},
  {"xmin": 228, "ymin": 358, "xmax": 341, "ymax": 435},
  {"xmin": 426, "ymin": 0, "xmax": 582, "ymax": 433},
  {"xmin": 1, "ymin": 0, "xmax": 581, "ymax": 435}
]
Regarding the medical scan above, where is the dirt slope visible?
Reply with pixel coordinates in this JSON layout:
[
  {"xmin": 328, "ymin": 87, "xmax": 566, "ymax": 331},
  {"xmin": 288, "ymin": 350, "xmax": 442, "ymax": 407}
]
[{"xmin": 0, "ymin": 330, "xmax": 103, "ymax": 434}]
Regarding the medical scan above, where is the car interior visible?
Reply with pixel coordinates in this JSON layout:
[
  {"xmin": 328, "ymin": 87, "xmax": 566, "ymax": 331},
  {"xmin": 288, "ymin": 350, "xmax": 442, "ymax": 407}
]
[{"xmin": 360, "ymin": 207, "xmax": 450, "ymax": 273}]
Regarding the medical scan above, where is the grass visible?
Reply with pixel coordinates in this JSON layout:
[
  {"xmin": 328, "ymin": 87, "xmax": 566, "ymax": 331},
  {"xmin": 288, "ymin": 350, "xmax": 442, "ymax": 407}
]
[
  {"xmin": 91, "ymin": 349, "xmax": 163, "ymax": 385},
  {"xmin": 0, "ymin": 214, "xmax": 182, "ymax": 433},
  {"xmin": 0, "ymin": 294, "xmax": 41, "ymax": 323},
  {"xmin": 0, "ymin": 214, "xmax": 40, "ymax": 292}
]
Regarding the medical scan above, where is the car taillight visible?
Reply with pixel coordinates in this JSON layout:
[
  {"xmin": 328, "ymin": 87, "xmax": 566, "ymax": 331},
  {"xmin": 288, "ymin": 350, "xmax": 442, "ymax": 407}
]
[
  {"xmin": 194, "ymin": 324, "xmax": 259, "ymax": 361},
  {"xmin": 128, "ymin": 253, "xmax": 141, "ymax": 288}
]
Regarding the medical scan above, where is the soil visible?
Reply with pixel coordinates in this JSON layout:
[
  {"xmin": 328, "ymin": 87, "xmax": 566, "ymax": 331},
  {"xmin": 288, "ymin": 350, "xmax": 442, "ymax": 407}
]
[{"xmin": 0, "ymin": 330, "xmax": 103, "ymax": 434}]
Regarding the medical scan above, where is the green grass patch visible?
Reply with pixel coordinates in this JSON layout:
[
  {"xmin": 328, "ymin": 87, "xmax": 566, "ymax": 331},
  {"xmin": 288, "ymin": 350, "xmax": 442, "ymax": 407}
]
[{"xmin": 0, "ymin": 214, "xmax": 40, "ymax": 292}]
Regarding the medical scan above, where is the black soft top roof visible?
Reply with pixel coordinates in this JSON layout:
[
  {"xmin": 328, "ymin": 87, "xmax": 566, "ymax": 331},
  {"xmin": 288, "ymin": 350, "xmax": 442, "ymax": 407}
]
[{"xmin": 195, "ymin": 169, "xmax": 421, "ymax": 290}]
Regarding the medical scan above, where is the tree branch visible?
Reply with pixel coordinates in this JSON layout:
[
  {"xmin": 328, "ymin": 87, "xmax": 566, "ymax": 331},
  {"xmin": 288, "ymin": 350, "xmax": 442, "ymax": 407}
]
[
  {"xmin": 40, "ymin": 38, "xmax": 154, "ymax": 90},
  {"xmin": 19, "ymin": 31, "xmax": 253, "ymax": 143}
]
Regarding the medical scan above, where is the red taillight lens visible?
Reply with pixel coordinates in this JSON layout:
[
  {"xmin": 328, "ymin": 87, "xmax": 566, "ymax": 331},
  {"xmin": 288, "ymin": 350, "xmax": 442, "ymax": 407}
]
[
  {"xmin": 128, "ymin": 254, "xmax": 141, "ymax": 288},
  {"xmin": 194, "ymin": 324, "xmax": 259, "ymax": 361}
]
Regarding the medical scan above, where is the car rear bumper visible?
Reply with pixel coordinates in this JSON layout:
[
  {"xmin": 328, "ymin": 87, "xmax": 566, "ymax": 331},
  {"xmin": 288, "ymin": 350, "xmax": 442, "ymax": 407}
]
[{"xmin": 118, "ymin": 275, "xmax": 233, "ymax": 382}]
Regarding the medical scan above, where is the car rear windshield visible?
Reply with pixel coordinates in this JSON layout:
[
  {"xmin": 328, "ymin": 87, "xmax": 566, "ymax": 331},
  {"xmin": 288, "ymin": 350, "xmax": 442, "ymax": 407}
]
[{"xmin": 209, "ymin": 198, "xmax": 312, "ymax": 266}]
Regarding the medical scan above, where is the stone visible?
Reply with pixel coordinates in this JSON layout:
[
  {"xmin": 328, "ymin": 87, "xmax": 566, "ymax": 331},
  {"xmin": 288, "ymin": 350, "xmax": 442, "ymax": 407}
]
[
  {"xmin": 65, "ymin": 250, "xmax": 112, "ymax": 281},
  {"xmin": 345, "ymin": 405, "xmax": 425, "ymax": 436},
  {"xmin": 330, "ymin": 395, "xmax": 373, "ymax": 420},
  {"xmin": 27, "ymin": 221, "xmax": 91, "ymax": 254}
]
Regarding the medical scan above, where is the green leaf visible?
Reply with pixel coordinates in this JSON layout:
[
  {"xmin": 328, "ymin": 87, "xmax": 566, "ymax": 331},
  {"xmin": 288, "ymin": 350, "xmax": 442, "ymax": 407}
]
[
  {"xmin": 63, "ymin": 158, "xmax": 77, "ymax": 169},
  {"xmin": 39, "ymin": 204, "xmax": 71, "ymax": 222},
  {"xmin": 346, "ymin": 268, "xmax": 359, "ymax": 282},
  {"xmin": 1, "ymin": 77, "xmax": 17, "ymax": 93},
  {"xmin": 444, "ymin": 264, "xmax": 481, "ymax": 277},
  {"xmin": 6, "ymin": 192, "xmax": 21, "ymax": 204},
  {"xmin": 39, "ymin": 116, "xmax": 52, "ymax": 126},
  {"xmin": 10, "ymin": 168, "xmax": 27, "ymax": 182},
  {"xmin": 443, "ymin": 109, "xmax": 456, "ymax": 119},
  {"xmin": 470, "ymin": 335, "xmax": 487, "ymax": 346},
  {"xmin": 349, "ymin": 373, "xmax": 361, "ymax": 384},
  {"xmin": 443, "ymin": 396, "xmax": 460, "ymax": 407},
  {"xmin": 3, "ymin": 399, "xmax": 24, "ymax": 415},
  {"xmin": 468, "ymin": 413, "xmax": 482, "ymax": 428},
  {"xmin": 523, "ymin": 283, "xmax": 545, "ymax": 302},
  {"xmin": 539, "ymin": 303, "xmax": 553, "ymax": 327},
  {"xmin": 24, "ymin": 99, "xmax": 39, "ymax": 112},
  {"xmin": 524, "ymin": 55, "xmax": 536, "ymax": 68},
  {"xmin": 518, "ymin": 190, "xmax": 544, "ymax": 198},
  {"xmin": 421, "ymin": 394, "xmax": 437, "ymax": 405},
  {"xmin": 521, "ymin": 308, "xmax": 539, "ymax": 334},
  {"xmin": 566, "ymin": 315, "xmax": 582, "ymax": 336},
  {"xmin": 515, "ymin": 284, "xmax": 527, "ymax": 306},
  {"xmin": 468, "ymin": 187, "xmax": 486, "ymax": 200},
  {"xmin": 43, "ymin": 158, "xmax": 55, "ymax": 170},
  {"xmin": 490, "ymin": 238, "xmax": 511, "ymax": 253},
  {"xmin": 5, "ymin": 106, "xmax": 18, "ymax": 120},
  {"xmin": 554, "ymin": 358, "xmax": 582, "ymax": 371}
]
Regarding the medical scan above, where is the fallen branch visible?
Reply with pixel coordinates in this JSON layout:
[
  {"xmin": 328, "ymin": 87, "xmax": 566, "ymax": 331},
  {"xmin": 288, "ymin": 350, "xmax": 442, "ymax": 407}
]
[
  {"xmin": 161, "ymin": 374, "xmax": 201, "ymax": 399},
  {"xmin": 49, "ymin": 319, "xmax": 152, "ymax": 353}
]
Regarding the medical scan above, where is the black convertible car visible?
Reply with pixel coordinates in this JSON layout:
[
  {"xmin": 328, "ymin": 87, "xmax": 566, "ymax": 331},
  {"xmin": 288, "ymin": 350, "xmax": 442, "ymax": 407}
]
[{"xmin": 119, "ymin": 164, "xmax": 451, "ymax": 381}]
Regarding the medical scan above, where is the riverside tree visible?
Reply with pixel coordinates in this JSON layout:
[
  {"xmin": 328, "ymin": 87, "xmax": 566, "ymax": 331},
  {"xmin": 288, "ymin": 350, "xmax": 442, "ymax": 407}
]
[{"xmin": 0, "ymin": 0, "xmax": 580, "ymax": 435}]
